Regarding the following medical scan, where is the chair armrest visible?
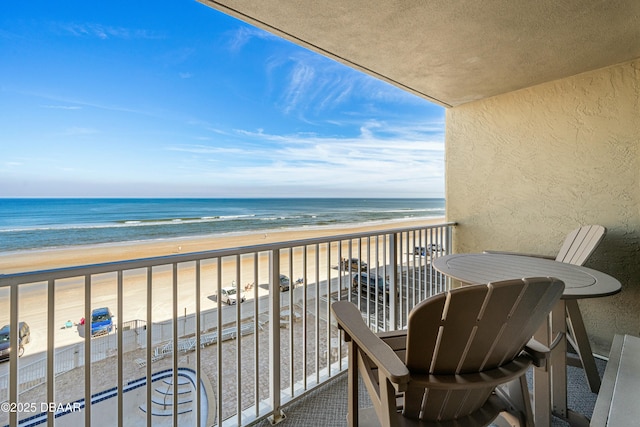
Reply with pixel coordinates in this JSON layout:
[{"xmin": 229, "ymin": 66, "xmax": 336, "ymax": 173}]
[
  {"xmin": 523, "ymin": 339, "xmax": 549, "ymax": 367},
  {"xmin": 483, "ymin": 250, "xmax": 556, "ymax": 260},
  {"xmin": 523, "ymin": 334, "xmax": 563, "ymax": 368},
  {"xmin": 331, "ymin": 301, "xmax": 410, "ymax": 388}
]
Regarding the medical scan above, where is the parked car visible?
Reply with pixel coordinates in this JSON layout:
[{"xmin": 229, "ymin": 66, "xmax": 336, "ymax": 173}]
[
  {"xmin": 280, "ymin": 275, "xmax": 290, "ymax": 292},
  {"xmin": 352, "ymin": 273, "xmax": 394, "ymax": 301},
  {"xmin": 90, "ymin": 307, "xmax": 114, "ymax": 337},
  {"xmin": 340, "ymin": 257, "xmax": 368, "ymax": 271},
  {"xmin": 0, "ymin": 322, "xmax": 31, "ymax": 362},
  {"xmin": 217, "ymin": 287, "xmax": 246, "ymax": 305},
  {"xmin": 414, "ymin": 243, "xmax": 444, "ymax": 257}
]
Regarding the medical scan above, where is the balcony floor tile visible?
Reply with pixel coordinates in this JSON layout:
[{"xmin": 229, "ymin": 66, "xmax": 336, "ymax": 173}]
[{"xmin": 257, "ymin": 356, "xmax": 606, "ymax": 427}]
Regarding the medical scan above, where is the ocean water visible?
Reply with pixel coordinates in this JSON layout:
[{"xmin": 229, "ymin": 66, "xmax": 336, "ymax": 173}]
[{"xmin": 0, "ymin": 198, "xmax": 445, "ymax": 252}]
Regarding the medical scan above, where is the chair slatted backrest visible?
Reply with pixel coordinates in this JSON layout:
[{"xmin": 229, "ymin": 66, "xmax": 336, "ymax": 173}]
[
  {"xmin": 403, "ymin": 277, "xmax": 564, "ymax": 421},
  {"xmin": 555, "ymin": 225, "xmax": 606, "ymax": 266}
]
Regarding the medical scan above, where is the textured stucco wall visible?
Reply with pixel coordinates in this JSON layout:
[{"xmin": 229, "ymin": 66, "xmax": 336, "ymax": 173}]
[{"xmin": 445, "ymin": 59, "xmax": 640, "ymax": 355}]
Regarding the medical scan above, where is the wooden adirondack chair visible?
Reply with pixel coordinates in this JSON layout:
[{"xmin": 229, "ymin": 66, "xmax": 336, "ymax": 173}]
[
  {"xmin": 553, "ymin": 225, "xmax": 606, "ymax": 266},
  {"xmin": 486, "ymin": 224, "xmax": 606, "ymax": 392},
  {"xmin": 484, "ymin": 225, "xmax": 606, "ymax": 265},
  {"xmin": 554, "ymin": 225, "xmax": 606, "ymax": 392},
  {"xmin": 332, "ymin": 277, "xmax": 565, "ymax": 427}
]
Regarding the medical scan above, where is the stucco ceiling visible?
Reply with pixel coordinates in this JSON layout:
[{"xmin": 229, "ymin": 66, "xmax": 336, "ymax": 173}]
[{"xmin": 198, "ymin": 0, "xmax": 640, "ymax": 107}]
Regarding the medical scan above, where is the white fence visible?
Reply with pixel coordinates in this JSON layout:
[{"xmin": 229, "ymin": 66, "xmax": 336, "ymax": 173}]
[{"xmin": 0, "ymin": 222, "xmax": 455, "ymax": 427}]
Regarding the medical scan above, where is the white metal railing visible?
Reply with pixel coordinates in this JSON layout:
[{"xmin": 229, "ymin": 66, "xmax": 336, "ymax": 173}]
[{"xmin": 0, "ymin": 222, "xmax": 455, "ymax": 427}]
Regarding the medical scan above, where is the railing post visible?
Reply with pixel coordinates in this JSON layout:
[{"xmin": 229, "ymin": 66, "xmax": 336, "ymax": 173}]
[
  {"xmin": 83, "ymin": 274, "xmax": 92, "ymax": 427},
  {"xmin": 269, "ymin": 249, "xmax": 286, "ymax": 424},
  {"xmin": 389, "ymin": 233, "xmax": 398, "ymax": 331},
  {"xmin": 444, "ymin": 224, "xmax": 454, "ymax": 292},
  {"xmin": 46, "ymin": 279, "xmax": 55, "ymax": 426},
  {"xmin": 9, "ymin": 284, "xmax": 18, "ymax": 427},
  {"xmin": 117, "ymin": 270, "xmax": 124, "ymax": 427}
]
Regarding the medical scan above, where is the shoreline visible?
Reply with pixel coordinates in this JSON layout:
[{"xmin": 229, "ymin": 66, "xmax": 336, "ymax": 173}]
[
  {"xmin": 0, "ymin": 215, "xmax": 440, "ymax": 254},
  {"xmin": 0, "ymin": 217, "xmax": 446, "ymax": 274}
]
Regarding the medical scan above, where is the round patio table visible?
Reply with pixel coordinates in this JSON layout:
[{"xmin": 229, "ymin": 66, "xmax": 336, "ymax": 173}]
[{"xmin": 432, "ymin": 252, "xmax": 620, "ymax": 299}]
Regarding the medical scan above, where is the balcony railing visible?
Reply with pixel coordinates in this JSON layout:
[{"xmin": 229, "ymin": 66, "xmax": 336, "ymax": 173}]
[{"xmin": 0, "ymin": 222, "xmax": 455, "ymax": 427}]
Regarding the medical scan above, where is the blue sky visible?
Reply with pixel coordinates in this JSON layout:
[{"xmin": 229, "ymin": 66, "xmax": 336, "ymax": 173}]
[{"xmin": 0, "ymin": 1, "xmax": 445, "ymax": 198}]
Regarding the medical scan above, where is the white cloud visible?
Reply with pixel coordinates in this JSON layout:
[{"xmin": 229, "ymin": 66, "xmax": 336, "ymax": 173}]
[
  {"xmin": 41, "ymin": 104, "xmax": 82, "ymax": 110},
  {"xmin": 56, "ymin": 22, "xmax": 163, "ymax": 40},
  {"xmin": 166, "ymin": 145, "xmax": 246, "ymax": 155},
  {"xmin": 266, "ymin": 51, "xmax": 428, "ymax": 121},
  {"xmin": 281, "ymin": 62, "xmax": 316, "ymax": 114},
  {"xmin": 227, "ymin": 26, "xmax": 280, "ymax": 52},
  {"xmin": 267, "ymin": 53, "xmax": 361, "ymax": 116},
  {"xmin": 165, "ymin": 119, "xmax": 444, "ymax": 197},
  {"xmin": 19, "ymin": 90, "xmax": 159, "ymax": 118}
]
